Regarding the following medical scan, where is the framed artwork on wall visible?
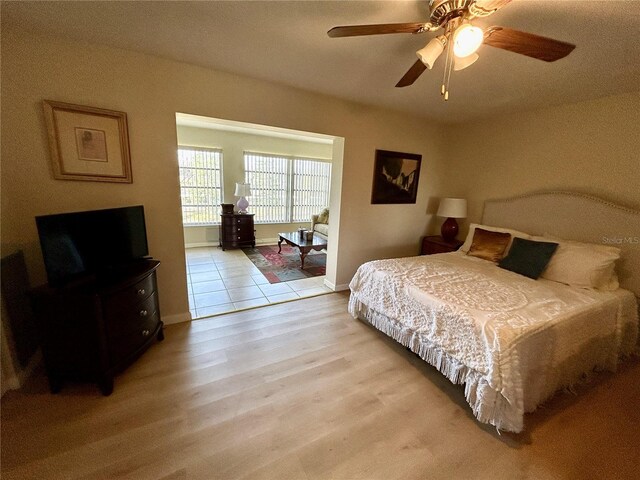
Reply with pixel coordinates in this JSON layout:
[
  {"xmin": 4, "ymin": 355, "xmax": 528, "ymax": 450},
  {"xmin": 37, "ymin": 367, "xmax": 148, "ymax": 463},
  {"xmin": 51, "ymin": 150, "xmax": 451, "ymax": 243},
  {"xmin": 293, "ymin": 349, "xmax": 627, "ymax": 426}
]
[
  {"xmin": 43, "ymin": 100, "xmax": 132, "ymax": 183},
  {"xmin": 371, "ymin": 149, "xmax": 422, "ymax": 204}
]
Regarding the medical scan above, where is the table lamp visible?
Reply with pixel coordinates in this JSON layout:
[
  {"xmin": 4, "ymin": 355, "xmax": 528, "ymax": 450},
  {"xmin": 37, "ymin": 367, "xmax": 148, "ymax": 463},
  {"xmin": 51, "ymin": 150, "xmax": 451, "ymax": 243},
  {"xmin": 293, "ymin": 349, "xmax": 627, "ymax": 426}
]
[
  {"xmin": 234, "ymin": 182, "xmax": 251, "ymax": 214},
  {"xmin": 437, "ymin": 197, "xmax": 467, "ymax": 242}
]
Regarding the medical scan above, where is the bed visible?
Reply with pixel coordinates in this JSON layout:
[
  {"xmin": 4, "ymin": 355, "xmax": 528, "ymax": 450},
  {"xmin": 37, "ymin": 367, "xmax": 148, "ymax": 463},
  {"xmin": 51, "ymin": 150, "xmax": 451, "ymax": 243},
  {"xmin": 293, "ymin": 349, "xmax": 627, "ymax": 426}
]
[{"xmin": 349, "ymin": 191, "xmax": 639, "ymax": 433}]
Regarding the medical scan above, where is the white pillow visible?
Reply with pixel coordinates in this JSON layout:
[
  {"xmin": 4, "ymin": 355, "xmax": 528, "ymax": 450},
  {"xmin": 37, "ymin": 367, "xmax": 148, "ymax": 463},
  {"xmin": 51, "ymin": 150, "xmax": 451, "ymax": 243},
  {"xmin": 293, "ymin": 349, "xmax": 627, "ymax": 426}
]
[
  {"xmin": 461, "ymin": 223, "xmax": 532, "ymax": 255},
  {"xmin": 534, "ymin": 234, "xmax": 621, "ymax": 291}
]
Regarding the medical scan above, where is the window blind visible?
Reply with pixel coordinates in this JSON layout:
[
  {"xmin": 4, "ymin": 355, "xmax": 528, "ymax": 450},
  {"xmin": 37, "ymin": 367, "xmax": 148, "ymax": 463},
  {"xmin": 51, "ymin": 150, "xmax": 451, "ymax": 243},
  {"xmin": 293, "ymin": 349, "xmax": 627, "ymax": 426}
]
[
  {"xmin": 178, "ymin": 147, "xmax": 223, "ymax": 226},
  {"xmin": 244, "ymin": 152, "xmax": 331, "ymax": 224}
]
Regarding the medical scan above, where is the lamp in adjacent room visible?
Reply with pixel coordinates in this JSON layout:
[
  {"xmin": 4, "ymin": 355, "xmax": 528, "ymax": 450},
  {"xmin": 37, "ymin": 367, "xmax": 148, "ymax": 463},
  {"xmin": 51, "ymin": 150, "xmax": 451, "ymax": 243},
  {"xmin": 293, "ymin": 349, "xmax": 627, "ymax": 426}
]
[
  {"xmin": 437, "ymin": 197, "xmax": 467, "ymax": 242},
  {"xmin": 234, "ymin": 182, "xmax": 251, "ymax": 214}
]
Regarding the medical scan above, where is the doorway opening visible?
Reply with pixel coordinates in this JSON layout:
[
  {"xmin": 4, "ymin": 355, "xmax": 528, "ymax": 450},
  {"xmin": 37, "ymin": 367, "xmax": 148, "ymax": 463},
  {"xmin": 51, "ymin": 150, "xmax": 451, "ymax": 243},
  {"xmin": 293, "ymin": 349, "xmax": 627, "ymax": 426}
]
[{"xmin": 175, "ymin": 113, "xmax": 344, "ymax": 319}]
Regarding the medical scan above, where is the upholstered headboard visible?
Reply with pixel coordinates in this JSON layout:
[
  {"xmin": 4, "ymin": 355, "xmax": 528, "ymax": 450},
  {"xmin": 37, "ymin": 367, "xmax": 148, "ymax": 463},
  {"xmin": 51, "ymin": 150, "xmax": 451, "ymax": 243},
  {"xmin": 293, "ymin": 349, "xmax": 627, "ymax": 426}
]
[{"xmin": 482, "ymin": 191, "xmax": 640, "ymax": 297}]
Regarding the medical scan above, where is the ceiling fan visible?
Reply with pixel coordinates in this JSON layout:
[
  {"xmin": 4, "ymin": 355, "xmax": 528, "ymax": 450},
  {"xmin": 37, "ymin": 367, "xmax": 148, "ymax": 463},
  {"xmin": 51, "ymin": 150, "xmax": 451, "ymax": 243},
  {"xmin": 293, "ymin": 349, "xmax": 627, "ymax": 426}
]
[{"xmin": 327, "ymin": 0, "xmax": 576, "ymax": 100}]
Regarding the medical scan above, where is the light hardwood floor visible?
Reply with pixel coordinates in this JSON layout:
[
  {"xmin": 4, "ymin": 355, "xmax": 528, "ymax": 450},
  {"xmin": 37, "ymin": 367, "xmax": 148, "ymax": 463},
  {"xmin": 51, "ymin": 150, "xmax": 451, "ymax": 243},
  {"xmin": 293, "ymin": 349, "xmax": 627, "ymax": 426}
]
[{"xmin": 2, "ymin": 292, "xmax": 639, "ymax": 479}]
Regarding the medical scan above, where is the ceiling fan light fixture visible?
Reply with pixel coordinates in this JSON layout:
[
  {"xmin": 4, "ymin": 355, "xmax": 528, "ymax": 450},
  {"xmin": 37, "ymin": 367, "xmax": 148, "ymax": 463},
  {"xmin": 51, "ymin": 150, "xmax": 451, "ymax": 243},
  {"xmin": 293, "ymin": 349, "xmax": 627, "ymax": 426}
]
[
  {"xmin": 327, "ymin": 0, "xmax": 577, "ymax": 98},
  {"xmin": 454, "ymin": 52, "xmax": 479, "ymax": 71},
  {"xmin": 453, "ymin": 23, "xmax": 484, "ymax": 58},
  {"xmin": 416, "ymin": 35, "xmax": 447, "ymax": 69}
]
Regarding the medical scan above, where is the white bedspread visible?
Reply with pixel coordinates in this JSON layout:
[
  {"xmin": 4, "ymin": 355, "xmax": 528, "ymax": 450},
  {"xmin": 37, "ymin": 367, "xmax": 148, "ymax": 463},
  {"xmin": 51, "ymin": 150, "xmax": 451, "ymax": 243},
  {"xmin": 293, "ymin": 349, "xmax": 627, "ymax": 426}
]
[{"xmin": 348, "ymin": 252, "xmax": 638, "ymax": 432}]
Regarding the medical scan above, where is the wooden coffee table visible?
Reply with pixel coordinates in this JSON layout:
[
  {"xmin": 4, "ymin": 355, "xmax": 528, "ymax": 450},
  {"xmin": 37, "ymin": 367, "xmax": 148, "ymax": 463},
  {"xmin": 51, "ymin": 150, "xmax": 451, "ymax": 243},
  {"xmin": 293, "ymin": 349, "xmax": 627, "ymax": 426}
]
[{"xmin": 278, "ymin": 232, "xmax": 327, "ymax": 269}]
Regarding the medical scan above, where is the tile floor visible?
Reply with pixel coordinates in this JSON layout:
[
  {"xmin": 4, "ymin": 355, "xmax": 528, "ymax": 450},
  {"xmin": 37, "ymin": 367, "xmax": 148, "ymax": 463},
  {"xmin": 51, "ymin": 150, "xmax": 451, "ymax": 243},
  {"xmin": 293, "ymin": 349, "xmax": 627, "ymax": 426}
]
[{"xmin": 186, "ymin": 246, "xmax": 332, "ymax": 319}]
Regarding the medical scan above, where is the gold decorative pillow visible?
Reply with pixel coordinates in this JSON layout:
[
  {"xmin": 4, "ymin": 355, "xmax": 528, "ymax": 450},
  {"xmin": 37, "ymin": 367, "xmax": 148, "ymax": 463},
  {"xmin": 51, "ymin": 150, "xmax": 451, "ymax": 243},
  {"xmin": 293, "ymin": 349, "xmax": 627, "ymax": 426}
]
[
  {"xmin": 467, "ymin": 228, "xmax": 511, "ymax": 262},
  {"xmin": 316, "ymin": 208, "xmax": 329, "ymax": 224}
]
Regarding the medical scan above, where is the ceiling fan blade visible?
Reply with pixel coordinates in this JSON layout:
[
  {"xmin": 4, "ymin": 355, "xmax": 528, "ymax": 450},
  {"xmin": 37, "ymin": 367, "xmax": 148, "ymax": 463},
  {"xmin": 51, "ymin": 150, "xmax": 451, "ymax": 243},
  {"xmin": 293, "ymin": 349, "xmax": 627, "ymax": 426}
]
[
  {"xmin": 396, "ymin": 60, "xmax": 427, "ymax": 88},
  {"xmin": 471, "ymin": 0, "xmax": 512, "ymax": 16},
  {"xmin": 328, "ymin": 23, "xmax": 426, "ymax": 38},
  {"xmin": 484, "ymin": 27, "xmax": 576, "ymax": 62}
]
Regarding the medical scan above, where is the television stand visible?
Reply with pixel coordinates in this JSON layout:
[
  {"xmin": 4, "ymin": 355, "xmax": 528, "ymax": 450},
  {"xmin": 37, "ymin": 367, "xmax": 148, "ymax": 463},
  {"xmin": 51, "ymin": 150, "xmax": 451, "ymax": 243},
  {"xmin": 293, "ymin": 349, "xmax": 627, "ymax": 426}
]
[{"xmin": 29, "ymin": 259, "xmax": 163, "ymax": 395}]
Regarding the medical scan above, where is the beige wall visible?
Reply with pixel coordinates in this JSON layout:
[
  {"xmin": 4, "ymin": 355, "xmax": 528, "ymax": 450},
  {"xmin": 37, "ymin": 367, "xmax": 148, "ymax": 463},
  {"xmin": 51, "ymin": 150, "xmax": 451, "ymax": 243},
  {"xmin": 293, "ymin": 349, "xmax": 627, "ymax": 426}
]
[
  {"xmin": 443, "ymin": 92, "xmax": 640, "ymax": 238},
  {"xmin": 177, "ymin": 125, "xmax": 333, "ymax": 246},
  {"xmin": 1, "ymin": 29, "xmax": 448, "ymax": 321},
  {"xmin": 6, "ymin": 28, "xmax": 634, "ymax": 324}
]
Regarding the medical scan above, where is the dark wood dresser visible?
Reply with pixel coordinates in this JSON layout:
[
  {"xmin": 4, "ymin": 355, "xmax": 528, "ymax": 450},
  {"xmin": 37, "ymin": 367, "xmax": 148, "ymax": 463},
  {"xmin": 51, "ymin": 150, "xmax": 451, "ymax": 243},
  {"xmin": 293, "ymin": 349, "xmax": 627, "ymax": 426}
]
[
  {"xmin": 29, "ymin": 259, "xmax": 163, "ymax": 395},
  {"xmin": 421, "ymin": 236, "xmax": 463, "ymax": 255},
  {"xmin": 220, "ymin": 213, "xmax": 255, "ymax": 250}
]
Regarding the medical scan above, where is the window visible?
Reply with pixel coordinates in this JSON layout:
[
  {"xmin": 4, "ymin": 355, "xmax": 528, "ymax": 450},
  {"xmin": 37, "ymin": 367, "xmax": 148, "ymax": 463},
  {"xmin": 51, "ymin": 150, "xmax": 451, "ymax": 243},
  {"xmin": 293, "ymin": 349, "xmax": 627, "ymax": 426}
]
[
  {"xmin": 292, "ymin": 159, "xmax": 332, "ymax": 222},
  {"xmin": 244, "ymin": 152, "xmax": 331, "ymax": 224},
  {"xmin": 178, "ymin": 147, "xmax": 223, "ymax": 225}
]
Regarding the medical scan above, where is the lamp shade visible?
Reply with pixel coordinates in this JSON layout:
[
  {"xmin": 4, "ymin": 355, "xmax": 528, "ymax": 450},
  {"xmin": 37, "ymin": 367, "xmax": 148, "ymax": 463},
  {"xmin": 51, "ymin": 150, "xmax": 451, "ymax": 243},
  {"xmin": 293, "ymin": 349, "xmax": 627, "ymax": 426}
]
[
  {"xmin": 454, "ymin": 52, "xmax": 479, "ymax": 71},
  {"xmin": 437, "ymin": 198, "xmax": 467, "ymax": 218},
  {"xmin": 416, "ymin": 35, "xmax": 447, "ymax": 69},
  {"xmin": 234, "ymin": 182, "xmax": 251, "ymax": 197},
  {"xmin": 453, "ymin": 24, "xmax": 483, "ymax": 58}
]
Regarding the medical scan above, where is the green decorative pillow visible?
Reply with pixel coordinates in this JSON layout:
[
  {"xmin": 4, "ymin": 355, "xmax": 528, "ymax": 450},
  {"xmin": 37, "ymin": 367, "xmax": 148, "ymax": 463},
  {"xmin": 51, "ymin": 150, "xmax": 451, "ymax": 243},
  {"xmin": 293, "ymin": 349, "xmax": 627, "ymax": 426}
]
[
  {"xmin": 499, "ymin": 237, "xmax": 559, "ymax": 279},
  {"xmin": 467, "ymin": 228, "xmax": 511, "ymax": 262},
  {"xmin": 316, "ymin": 208, "xmax": 329, "ymax": 224}
]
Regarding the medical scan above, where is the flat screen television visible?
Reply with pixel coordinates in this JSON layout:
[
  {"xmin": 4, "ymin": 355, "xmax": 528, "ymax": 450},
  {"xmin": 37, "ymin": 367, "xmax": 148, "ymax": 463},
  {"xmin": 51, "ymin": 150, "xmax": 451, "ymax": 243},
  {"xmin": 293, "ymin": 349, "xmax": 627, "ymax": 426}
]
[{"xmin": 36, "ymin": 205, "xmax": 149, "ymax": 286}]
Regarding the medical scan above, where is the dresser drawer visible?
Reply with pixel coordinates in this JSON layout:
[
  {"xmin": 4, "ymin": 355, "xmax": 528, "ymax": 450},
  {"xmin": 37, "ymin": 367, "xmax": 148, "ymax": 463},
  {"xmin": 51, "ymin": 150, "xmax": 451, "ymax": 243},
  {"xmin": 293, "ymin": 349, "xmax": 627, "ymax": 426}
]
[
  {"xmin": 222, "ymin": 216, "xmax": 236, "ymax": 227},
  {"xmin": 422, "ymin": 242, "xmax": 453, "ymax": 255},
  {"xmin": 108, "ymin": 309, "xmax": 161, "ymax": 365},
  {"xmin": 105, "ymin": 272, "xmax": 156, "ymax": 310},
  {"xmin": 229, "ymin": 227, "xmax": 253, "ymax": 238},
  {"xmin": 107, "ymin": 291, "xmax": 159, "ymax": 362},
  {"xmin": 106, "ymin": 290, "xmax": 158, "ymax": 336}
]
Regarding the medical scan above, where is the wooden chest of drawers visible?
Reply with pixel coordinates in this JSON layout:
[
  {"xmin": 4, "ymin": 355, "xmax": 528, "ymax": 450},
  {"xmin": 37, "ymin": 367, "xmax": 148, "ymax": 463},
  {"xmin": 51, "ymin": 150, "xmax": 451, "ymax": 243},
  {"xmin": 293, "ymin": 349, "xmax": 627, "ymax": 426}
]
[
  {"xmin": 29, "ymin": 259, "xmax": 163, "ymax": 395},
  {"xmin": 220, "ymin": 213, "xmax": 255, "ymax": 250}
]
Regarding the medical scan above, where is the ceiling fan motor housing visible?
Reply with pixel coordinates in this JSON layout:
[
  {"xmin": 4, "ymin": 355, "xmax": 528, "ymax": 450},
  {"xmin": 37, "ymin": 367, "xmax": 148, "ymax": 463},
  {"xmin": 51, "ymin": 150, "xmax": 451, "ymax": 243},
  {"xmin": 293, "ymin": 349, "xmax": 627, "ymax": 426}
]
[{"xmin": 429, "ymin": 0, "xmax": 474, "ymax": 27}]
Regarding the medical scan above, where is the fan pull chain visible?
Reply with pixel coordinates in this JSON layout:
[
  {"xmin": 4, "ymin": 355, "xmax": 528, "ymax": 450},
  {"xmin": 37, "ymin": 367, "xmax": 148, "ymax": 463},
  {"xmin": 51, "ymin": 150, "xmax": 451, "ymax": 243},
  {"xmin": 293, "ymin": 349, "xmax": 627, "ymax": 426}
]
[
  {"xmin": 441, "ymin": 36, "xmax": 449, "ymax": 97},
  {"xmin": 445, "ymin": 42, "xmax": 454, "ymax": 101},
  {"xmin": 441, "ymin": 35, "xmax": 454, "ymax": 101}
]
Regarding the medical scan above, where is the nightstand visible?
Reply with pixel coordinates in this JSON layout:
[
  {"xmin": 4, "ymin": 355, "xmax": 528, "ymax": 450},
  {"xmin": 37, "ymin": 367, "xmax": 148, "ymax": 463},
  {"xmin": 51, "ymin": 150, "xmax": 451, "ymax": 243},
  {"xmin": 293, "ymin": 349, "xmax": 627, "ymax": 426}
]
[{"xmin": 421, "ymin": 235, "xmax": 463, "ymax": 255}]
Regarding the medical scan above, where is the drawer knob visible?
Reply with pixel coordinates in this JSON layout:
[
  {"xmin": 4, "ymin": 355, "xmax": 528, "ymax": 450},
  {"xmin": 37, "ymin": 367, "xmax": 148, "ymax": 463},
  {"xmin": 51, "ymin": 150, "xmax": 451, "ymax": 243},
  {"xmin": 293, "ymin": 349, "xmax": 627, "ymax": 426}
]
[
  {"xmin": 137, "ymin": 289, "xmax": 146, "ymax": 295},
  {"xmin": 142, "ymin": 329, "xmax": 150, "ymax": 336},
  {"xmin": 238, "ymin": 236, "xmax": 241, "ymax": 239},
  {"xmin": 139, "ymin": 309, "xmax": 148, "ymax": 317}
]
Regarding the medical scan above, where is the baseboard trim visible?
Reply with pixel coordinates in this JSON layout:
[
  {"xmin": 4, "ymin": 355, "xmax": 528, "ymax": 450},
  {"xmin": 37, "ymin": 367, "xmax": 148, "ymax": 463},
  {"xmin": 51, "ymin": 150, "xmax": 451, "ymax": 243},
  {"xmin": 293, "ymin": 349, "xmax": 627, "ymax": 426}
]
[
  {"xmin": 1, "ymin": 375, "xmax": 20, "ymax": 395},
  {"xmin": 162, "ymin": 312, "xmax": 192, "ymax": 325},
  {"xmin": 185, "ymin": 242, "xmax": 218, "ymax": 249},
  {"xmin": 257, "ymin": 237, "xmax": 278, "ymax": 246},
  {"xmin": 1, "ymin": 350, "xmax": 42, "ymax": 396},
  {"xmin": 323, "ymin": 279, "xmax": 350, "ymax": 291},
  {"xmin": 185, "ymin": 238, "xmax": 281, "ymax": 249}
]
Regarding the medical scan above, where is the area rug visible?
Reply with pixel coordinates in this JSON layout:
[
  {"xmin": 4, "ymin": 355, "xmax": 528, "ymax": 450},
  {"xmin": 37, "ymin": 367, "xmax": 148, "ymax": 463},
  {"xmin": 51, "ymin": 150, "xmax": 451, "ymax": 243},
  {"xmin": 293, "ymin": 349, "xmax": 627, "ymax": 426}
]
[{"xmin": 242, "ymin": 244, "xmax": 326, "ymax": 284}]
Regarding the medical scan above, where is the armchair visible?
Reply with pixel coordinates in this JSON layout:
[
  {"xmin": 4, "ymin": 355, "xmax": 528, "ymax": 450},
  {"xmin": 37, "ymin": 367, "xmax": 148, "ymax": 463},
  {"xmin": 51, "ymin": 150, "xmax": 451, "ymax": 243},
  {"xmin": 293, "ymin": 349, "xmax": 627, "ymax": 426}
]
[{"xmin": 310, "ymin": 208, "xmax": 329, "ymax": 241}]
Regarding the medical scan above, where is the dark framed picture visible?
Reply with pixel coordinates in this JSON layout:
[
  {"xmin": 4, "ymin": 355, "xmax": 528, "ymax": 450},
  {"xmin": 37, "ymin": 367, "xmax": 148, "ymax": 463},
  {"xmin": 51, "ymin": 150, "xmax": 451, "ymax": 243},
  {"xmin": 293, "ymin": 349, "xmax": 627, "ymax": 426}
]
[{"xmin": 371, "ymin": 149, "xmax": 422, "ymax": 204}]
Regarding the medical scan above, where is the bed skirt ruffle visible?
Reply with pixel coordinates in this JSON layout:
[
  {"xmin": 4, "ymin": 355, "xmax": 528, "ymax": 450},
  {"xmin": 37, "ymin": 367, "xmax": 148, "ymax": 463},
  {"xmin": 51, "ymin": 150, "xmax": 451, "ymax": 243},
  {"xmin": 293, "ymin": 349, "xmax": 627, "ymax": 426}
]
[{"xmin": 349, "ymin": 293, "xmax": 525, "ymax": 432}]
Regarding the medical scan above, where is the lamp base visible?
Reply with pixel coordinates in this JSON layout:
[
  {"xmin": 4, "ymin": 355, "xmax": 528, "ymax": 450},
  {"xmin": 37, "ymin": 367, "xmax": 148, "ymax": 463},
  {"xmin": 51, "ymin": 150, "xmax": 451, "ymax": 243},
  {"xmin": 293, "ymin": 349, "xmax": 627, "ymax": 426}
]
[
  {"xmin": 236, "ymin": 196, "xmax": 249, "ymax": 214},
  {"xmin": 441, "ymin": 217, "xmax": 459, "ymax": 242}
]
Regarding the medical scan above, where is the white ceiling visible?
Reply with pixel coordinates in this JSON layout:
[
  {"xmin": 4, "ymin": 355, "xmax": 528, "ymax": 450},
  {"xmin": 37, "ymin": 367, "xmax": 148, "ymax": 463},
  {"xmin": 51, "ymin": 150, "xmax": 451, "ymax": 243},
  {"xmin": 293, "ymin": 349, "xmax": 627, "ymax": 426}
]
[{"xmin": 3, "ymin": 1, "xmax": 640, "ymax": 123}]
